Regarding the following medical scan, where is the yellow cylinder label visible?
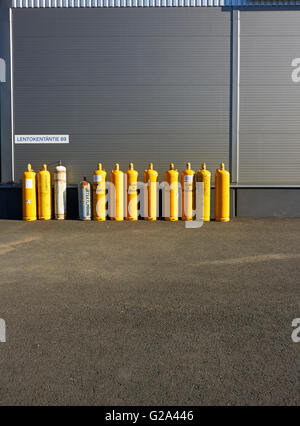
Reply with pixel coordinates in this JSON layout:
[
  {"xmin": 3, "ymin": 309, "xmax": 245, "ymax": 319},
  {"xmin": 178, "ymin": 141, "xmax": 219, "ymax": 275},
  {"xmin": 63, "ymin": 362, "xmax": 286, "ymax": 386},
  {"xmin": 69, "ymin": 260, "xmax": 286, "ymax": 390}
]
[
  {"xmin": 25, "ymin": 179, "xmax": 33, "ymax": 189},
  {"xmin": 184, "ymin": 175, "xmax": 193, "ymax": 183},
  {"xmin": 94, "ymin": 175, "xmax": 102, "ymax": 183}
]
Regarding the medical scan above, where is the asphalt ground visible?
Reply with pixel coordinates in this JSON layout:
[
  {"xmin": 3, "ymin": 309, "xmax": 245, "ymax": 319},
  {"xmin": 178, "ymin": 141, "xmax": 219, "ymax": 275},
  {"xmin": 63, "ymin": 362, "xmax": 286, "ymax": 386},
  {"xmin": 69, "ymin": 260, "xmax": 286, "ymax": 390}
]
[{"xmin": 0, "ymin": 218, "xmax": 299, "ymax": 406}]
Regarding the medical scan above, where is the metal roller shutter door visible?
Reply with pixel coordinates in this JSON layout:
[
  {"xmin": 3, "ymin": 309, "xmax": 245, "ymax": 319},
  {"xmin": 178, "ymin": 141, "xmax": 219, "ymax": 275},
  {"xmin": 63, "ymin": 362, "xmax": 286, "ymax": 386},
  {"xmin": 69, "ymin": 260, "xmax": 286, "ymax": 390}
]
[
  {"xmin": 12, "ymin": 8, "xmax": 230, "ymax": 184},
  {"xmin": 240, "ymin": 10, "xmax": 300, "ymax": 185}
]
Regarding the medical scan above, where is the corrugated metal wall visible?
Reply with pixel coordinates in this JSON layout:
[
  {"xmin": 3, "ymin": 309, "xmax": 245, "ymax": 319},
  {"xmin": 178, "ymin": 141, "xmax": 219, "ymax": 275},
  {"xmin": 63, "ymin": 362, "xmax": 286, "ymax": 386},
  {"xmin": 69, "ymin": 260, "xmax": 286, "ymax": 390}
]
[
  {"xmin": 13, "ymin": 8, "xmax": 231, "ymax": 184},
  {"xmin": 239, "ymin": 10, "xmax": 300, "ymax": 184},
  {"xmin": 11, "ymin": 0, "xmax": 300, "ymax": 7}
]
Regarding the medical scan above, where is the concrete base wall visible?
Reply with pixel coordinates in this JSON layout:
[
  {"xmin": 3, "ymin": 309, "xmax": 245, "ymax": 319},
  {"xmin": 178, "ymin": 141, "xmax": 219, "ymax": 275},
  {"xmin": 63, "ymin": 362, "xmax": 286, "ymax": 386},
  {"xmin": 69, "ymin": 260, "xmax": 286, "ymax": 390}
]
[
  {"xmin": 3, "ymin": 186, "xmax": 298, "ymax": 219},
  {"xmin": 6, "ymin": 185, "xmax": 299, "ymax": 219},
  {"xmin": 0, "ymin": 186, "xmax": 79, "ymax": 220},
  {"xmin": 236, "ymin": 188, "xmax": 300, "ymax": 217}
]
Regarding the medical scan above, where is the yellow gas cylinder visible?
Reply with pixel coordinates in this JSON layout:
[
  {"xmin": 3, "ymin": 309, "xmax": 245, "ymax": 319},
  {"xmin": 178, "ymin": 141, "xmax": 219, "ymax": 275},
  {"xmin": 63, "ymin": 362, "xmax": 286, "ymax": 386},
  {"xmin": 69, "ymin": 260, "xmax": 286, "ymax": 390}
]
[
  {"xmin": 196, "ymin": 163, "xmax": 211, "ymax": 222},
  {"xmin": 110, "ymin": 163, "xmax": 124, "ymax": 221},
  {"xmin": 93, "ymin": 163, "xmax": 107, "ymax": 221},
  {"xmin": 125, "ymin": 163, "xmax": 138, "ymax": 221},
  {"xmin": 164, "ymin": 163, "xmax": 179, "ymax": 221},
  {"xmin": 181, "ymin": 162, "xmax": 195, "ymax": 221},
  {"xmin": 37, "ymin": 164, "xmax": 52, "ymax": 220},
  {"xmin": 144, "ymin": 162, "xmax": 158, "ymax": 221},
  {"xmin": 22, "ymin": 164, "xmax": 37, "ymax": 221},
  {"xmin": 215, "ymin": 162, "xmax": 230, "ymax": 222}
]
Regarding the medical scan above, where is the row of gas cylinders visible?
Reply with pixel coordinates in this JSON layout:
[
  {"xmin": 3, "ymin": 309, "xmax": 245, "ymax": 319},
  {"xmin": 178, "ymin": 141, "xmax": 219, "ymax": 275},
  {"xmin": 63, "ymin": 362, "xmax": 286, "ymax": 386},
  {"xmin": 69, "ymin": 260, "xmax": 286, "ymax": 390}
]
[{"xmin": 22, "ymin": 161, "xmax": 230, "ymax": 222}]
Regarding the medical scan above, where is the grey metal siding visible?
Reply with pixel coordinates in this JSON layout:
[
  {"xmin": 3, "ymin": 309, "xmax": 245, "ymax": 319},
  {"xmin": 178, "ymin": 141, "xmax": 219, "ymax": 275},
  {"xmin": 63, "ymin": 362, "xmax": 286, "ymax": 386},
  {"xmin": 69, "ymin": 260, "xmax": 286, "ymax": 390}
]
[
  {"xmin": 13, "ymin": 8, "xmax": 231, "ymax": 184},
  {"xmin": 0, "ymin": 0, "xmax": 13, "ymax": 183},
  {"xmin": 239, "ymin": 10, "xmax": 300, "ymax": 185}
]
